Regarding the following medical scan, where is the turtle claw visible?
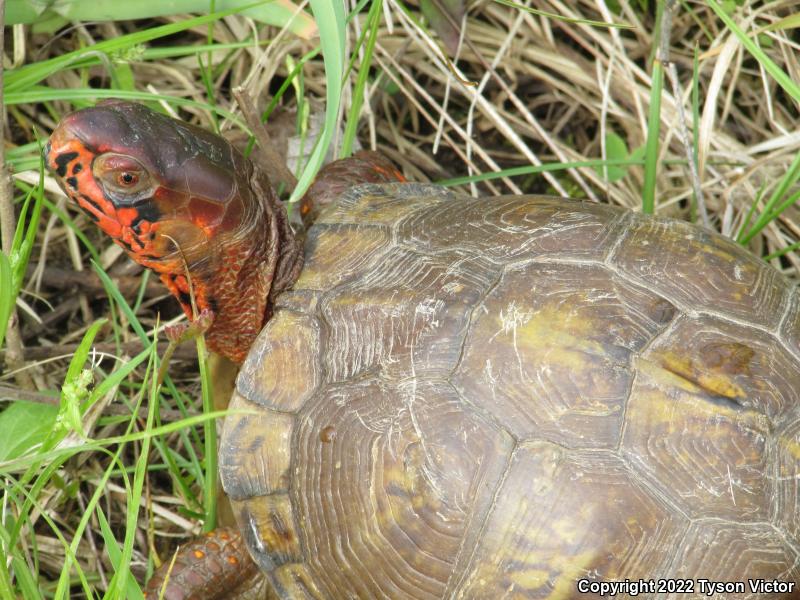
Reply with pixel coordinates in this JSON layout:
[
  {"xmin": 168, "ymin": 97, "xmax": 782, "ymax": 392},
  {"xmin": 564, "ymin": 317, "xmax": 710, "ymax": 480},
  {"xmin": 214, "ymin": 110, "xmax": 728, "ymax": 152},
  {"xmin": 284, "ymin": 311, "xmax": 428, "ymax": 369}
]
[{"xmin": 165, "ymin": 308, "xmax": 215, "ymax": 344}]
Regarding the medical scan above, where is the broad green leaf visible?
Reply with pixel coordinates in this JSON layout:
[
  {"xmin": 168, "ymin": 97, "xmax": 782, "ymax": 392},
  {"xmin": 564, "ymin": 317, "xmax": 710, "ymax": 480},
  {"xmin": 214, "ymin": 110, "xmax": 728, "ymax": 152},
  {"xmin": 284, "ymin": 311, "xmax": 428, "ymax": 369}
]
[
  {"xmin": 421, "ymin": 0, "xmax": 466, "ymax": 55},
  {"xmin": 598, "ymin": 132, "xmax": 629, "ymax": 182},
  {"xmin": 0, "ymin": 401, "xmax": 59, "ymax": 462}
]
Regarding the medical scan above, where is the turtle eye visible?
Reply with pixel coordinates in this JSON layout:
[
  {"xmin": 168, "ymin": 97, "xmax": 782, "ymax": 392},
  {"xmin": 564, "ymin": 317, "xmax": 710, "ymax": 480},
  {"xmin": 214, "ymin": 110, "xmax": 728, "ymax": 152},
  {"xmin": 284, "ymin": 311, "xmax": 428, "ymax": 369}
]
[
  {"xmin": 93, "ymin": 153, "xmax": 154, "ymax": 205},
  {"xmin": 117, "ymin": 171, "xmax": 139, "ymax": 187}
]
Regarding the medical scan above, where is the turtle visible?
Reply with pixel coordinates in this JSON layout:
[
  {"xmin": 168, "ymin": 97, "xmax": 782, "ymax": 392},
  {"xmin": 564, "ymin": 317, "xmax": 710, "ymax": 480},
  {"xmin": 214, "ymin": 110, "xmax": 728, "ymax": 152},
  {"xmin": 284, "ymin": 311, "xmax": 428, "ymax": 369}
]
[{"xmin": 46, "ymin": 101, "xmax": 800, "ymax": 599}]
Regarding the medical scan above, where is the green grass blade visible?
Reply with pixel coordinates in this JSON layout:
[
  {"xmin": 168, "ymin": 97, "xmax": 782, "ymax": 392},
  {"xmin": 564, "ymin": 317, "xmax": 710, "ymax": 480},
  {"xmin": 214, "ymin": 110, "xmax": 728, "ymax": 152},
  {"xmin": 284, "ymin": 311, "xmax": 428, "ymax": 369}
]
[
  {"xmin": 91, "ymin": 261, "xmax": 205, "ymax": 501},
  {"xmin": 341, "ymin": 0, "xmax": 382, "ymax": 157},
  {"xmin": 13, "ymin": 150, "xmax": 45, "ymax": 291},
  {"xmin": 6, "ymin": 5, "xmax": 263, "ymax": 94},
  {"xmin": 0, "ymin": 410, "xmax": 237, "ymax": 475},
  {"xmin": 8, "ymin": 0, "xmax": 316, "ymax": 40},
  {"xmin": 765, "ymin": 238, "xmax": 800, "ymax": 262},
  {"xmin": 0, "ymin": 251, "xmax": 12, "ymax": 350},
  {"xmin": 86, "ymin": 346, "xmax": 153, "ymax": 410},
  {"xmin": 691, "ymin": 45, "xmax": 701, "ymax": 220},
  {"xmin": 97, "ymin": 508, "xmax": 144, "ymax": 600},
  {"xmin": 10, "ymin": 553, "xmax": 40, "ymax": 599},
  {"xmin": 5, "ymin": 88, "xmax": 249, "ymax": 132},
  {"xmin": 108, "ymin": 351, "xmax": 158, "ymax": 599},
  {"xmin": 707, "ymin": 0, "xmax": 800, "ymax": 105},
  {"xmin": 738, "ymin": 150, "xmax": 800, "ymax": 244},
  {"xmin": 437, "ymin": 158, "xmax": 644, "ymax": 187},
  {"xmin": 642, "ymin": 59, "xmax": 663, "ymax": 214},
  {"xmin": 196, "ymin": 335, "xmax": 217, "ymax": 532},
  {"xmin": 243, "ymin": 48, "xmax": 320, "ymax": 157},
  {"xmin": 290, "ymin": 0, "xmax": 346, "ymax": 203}
]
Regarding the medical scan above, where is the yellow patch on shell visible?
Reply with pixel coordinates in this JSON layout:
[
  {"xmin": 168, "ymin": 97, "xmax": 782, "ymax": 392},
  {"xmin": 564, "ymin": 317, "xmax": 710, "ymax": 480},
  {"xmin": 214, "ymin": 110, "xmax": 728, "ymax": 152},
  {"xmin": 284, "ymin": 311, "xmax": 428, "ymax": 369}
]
[
  {"xmin": 658, "ymin": 352, "xmax": 746, "ymax": 399},
  {"xmin": 235, "ymin": 312, "xmax": 321, "ymax": 413}
]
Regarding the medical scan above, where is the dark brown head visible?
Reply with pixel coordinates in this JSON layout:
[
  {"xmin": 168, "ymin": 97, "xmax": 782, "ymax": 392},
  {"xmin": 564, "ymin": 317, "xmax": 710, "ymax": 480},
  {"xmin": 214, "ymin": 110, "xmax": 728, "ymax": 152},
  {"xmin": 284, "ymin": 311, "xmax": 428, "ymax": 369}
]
[{"xmin": 46, "ymin": 101, "xmax": 300, "ymax": 362}]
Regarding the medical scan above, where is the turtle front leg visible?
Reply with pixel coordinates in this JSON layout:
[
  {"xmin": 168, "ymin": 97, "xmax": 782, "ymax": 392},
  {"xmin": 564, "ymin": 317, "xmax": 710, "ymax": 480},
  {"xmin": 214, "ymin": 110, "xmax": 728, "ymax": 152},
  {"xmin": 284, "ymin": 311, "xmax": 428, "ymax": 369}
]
[
  {"xmin": 164, "ymin": 308, "xmax": 215, "ymax": 346},
  {"xmin": 299, "ymin": 150, "xmax": 405, "ymax": 226},
  {"xmin": 156, "ymin": 308, "xmax": 214, "ymax": 387},
  {"xmin": 144, "ymin": 527, "xmax": 268, "ymax": 600}
]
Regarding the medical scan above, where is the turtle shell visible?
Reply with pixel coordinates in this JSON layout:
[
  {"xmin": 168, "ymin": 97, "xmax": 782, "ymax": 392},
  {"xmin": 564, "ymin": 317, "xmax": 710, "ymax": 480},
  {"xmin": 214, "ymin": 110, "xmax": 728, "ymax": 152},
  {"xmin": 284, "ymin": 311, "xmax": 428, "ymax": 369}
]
[{"xmin": 220, "ymin": 183, "xmax": 800, "ymax": 599}]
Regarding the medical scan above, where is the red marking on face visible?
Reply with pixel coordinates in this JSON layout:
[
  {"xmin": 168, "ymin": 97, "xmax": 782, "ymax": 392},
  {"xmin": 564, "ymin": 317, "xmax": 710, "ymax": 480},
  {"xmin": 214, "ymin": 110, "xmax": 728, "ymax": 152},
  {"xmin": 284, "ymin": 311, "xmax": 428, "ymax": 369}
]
[
  {"xmin": 154, "ymin": 186, "xmax": 187, "ymax": 208},
  {"xmin": 47, "ymin": 135, "xmax": 126, "ymax": 240},
  {"xmin": 116, "ymin": 207, "xmax": 139, "ymax": 227},
  {"xmin": 220, "ymin": 197, "xmax": 243, "ymax": 233},
  {"xmin": 189, "ymin": 196, "xmax": 225, "ymax": 231},
  {"xmin": 174, "ymin": 275, "xmax": 189, "ymax": 293}
]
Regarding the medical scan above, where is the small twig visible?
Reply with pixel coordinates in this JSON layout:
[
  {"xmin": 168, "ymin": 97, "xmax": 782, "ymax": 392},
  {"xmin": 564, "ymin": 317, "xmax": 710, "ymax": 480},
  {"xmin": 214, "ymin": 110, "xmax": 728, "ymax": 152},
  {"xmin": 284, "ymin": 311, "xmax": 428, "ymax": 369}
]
[
  {"xmin": 0, "ymin": 340, "xmax": 198, "ymax": 363},
  {"xmin": 31, "ymin": 265, "xmax": 163, "ymax": 297},
  {"xmin": 666, "ymin": 62, "xmax": 709, "ymax": 227},
  {"xmin": 232, "ymin": 87, "xmax": 298, "ymax": 194},
  {"xmin": 0, "ymin": 0, "xmax": 34, "ymax": 389}
]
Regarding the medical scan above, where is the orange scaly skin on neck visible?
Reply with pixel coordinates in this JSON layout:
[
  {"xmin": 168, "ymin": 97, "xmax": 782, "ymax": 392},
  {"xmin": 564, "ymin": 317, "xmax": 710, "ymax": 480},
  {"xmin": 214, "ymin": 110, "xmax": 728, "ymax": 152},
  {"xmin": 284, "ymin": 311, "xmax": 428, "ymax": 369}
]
[{"xmin": 46, "ymin": 101, "xmax": 302, "ymax": 364}]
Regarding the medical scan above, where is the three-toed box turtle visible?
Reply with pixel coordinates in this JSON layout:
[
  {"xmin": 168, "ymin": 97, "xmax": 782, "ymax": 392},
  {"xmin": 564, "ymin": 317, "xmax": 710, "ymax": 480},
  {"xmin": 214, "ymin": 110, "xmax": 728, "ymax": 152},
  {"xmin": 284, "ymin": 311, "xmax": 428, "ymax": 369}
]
[{"xmin": 46, "ymin": 101, "xmax": 800, "ymax": 599}]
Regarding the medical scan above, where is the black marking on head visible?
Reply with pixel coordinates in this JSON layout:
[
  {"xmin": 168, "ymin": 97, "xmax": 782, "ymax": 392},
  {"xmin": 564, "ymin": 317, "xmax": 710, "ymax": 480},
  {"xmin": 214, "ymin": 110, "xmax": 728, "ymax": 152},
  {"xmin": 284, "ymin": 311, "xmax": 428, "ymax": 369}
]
[
  {"xmin": 66, "ymin": 177, "xmax": 78, "ymax": 190},
  {"xmin": 55, "ymin": 152, "xmax": 79, "ymax": 177},
  {"xmin": 72, "ymin": 163, "xmax": 83, "ymax": 174},
  {"xmin": 136, "ymin": 202, "xmax": 161, "ymax": 224},
  {"xmin": 178, "ymin": 290, "xmax": 192, "ymax": 307},
  {"xmin": 79, "ymin": 193, "xmax": 105, "ymax": 216},
  {"xmin": 116, "ymin": 239, "xmax": 134, "ymax": 252},
  {"xmin": 83, "ymin": 208, "xmax": 100, "ymax": 223}
]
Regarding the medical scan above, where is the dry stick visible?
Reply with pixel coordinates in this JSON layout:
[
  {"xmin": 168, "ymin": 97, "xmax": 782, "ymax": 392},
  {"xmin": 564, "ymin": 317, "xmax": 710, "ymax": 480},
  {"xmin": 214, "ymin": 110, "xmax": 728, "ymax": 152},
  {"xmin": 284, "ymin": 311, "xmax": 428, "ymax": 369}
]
[
  {"xmin": 0, "ymin": 0, "xmax": 34, "ymax": 389},
  {"xmin": 0, "ymin": 340, "xmax": 198, "ymax": 363},
  {"xmin": 0, "ymin": 0, "xmax": 11, "ymax": 258},
  {"xmin": 666, "ymin": 62, "xmax": 709, "ymax": 228},
  {"xmin": 232, "ymin": 87, "xmax": 298, "ymax": 194}
]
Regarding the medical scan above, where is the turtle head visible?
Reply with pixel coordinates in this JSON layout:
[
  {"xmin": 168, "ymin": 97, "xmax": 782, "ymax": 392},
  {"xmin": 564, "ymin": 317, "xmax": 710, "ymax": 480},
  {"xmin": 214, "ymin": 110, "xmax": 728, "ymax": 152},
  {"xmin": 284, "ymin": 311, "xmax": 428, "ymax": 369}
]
[
  {"xmin": 46, "ymin": 101, "xmax": 302, "ymax": 363},
  {"xmin": 45, "ymin": 100, "xmax": 248, "ymax": 273}
]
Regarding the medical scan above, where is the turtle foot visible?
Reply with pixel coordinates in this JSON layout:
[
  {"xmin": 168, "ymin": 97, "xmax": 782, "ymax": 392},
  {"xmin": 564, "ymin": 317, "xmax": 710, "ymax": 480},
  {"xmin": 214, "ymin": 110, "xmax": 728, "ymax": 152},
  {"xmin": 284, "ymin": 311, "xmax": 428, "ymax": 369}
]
[
  {"xmin": 145, "ymin": 527, "xmax": 266, "ymax": 600},
  {"xmin": 165, "ymin": 308, "xmax": 215, "ymax": 345}
]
